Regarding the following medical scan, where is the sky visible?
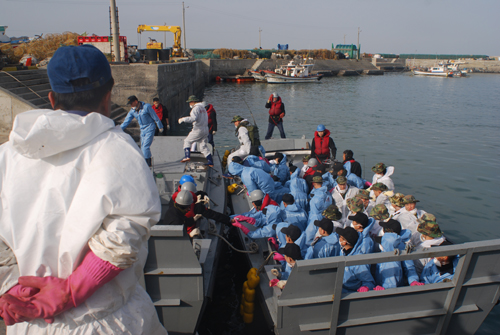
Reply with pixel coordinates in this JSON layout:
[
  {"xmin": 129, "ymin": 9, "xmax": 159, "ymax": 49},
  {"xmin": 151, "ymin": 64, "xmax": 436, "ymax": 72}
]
[{"xmin": 1, "ymin": 0, "xmax": 499, "ymax": 56}]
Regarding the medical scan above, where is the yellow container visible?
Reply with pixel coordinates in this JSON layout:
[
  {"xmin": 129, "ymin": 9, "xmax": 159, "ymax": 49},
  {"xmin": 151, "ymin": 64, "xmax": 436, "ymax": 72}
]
[
  {"xmin": 243, "ymin": 312, "xmax": 254, "ymax": 324},
  {"xmin": 243, "ymin": 301, "xmax": 254, "ymax": 314}
]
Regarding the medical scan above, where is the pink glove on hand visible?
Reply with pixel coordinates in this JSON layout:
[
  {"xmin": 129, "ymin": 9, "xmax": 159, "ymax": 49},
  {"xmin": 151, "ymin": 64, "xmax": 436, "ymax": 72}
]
[
  {"xmin": 374, "ymin": 285, "xmax": 385, "ymax": 291},
  {"xmin": 357, "ymin": 286, "xmax": 369, "ymax": 293},
  {"xmin": 269, "ymin": 279, "xmax": 280, "ymax": 287},
  {"xmin": 6, "ymin": 251, "xmax": 122, "ymax": 323},
  {"xmin": 232, "ymin": 222, "xmax": 250, "ymax": 235},
  {"xmin": 410, "ymin": 281, "xmax": 425, "ymax": 286},
  {"xmin": 273, "ymin": 253, "xmax": 285, "ymax": 262},
  {"xmin": 0, "ymin": 284, "xmax": 40, "ymax": 325},
  {"xmin": 233, "ymin": 215, "xmax": 256, "ymax": 225},
  {"xmin": 268, "ymin": 237, "xmax": 279, "ymax": 250}
]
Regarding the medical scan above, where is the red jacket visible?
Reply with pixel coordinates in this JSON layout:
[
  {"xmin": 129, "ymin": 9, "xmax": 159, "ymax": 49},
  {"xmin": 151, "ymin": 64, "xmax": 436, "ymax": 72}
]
[
  {"xmin": 262, "ymin": 194, "xmax": 278, "ymax": 209},
  {"xmin": 206, "ymin": 104, "xmax": 217, "ymax": 132},
  {"xmin": 152, "ymin": 103, "xmax": 164, "ymax": 120}
]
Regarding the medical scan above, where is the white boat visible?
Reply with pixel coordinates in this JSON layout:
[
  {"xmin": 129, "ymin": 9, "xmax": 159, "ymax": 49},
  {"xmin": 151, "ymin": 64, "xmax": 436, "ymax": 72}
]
[
  {"xmin": 413, "ymin": 65, "xmax": 453, "ymax": 77},
  {"xmin": 248, "ymin": 70, "xmax": 273, "ymax": 82},
  {"xmin": 265, "ymin": 61, "xmax": 323, "ymax": 83}
]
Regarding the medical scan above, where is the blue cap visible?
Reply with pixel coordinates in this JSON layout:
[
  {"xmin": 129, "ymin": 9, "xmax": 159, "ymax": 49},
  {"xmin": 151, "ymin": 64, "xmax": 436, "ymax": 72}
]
[
  {"xmin": 317, "ymin": 124, "xmax": 326, "ymax": 132},
  {"xmin": 47, "ymin": 45, "xmax": 112, "ymax": 94}
]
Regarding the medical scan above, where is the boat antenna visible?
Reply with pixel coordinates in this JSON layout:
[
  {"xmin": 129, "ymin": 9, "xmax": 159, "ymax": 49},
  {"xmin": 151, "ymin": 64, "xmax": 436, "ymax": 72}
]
[{"xmin": 242, "ymin": 98, "xmax": 258, "ymax": 125}]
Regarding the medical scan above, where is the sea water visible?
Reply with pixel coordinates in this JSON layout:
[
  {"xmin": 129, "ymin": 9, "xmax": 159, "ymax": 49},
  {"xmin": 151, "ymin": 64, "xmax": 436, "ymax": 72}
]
[{"xmin": 197, "ymin": 73, "xmax": 500, "ymax": 334}]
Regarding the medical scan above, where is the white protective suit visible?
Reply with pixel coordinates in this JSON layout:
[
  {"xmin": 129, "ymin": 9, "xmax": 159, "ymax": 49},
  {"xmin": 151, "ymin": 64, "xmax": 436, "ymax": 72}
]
[
  {"xmin": 371, "ymin": 166, "xmax": 395, "ymax": 191},
  {"xmin": 332, "ymin": 185, "xmax": 359, "ymax": 226},
  {"xmin": 397, "ymin": 207, "xmax": 427, "ymax": 247},
  {"xmin": 228, "ymin": 120, "xmax": 252, "ymax": 163},
  {"xmin": 0, "ymin": 110, "xmax": 166, "ymax": 335},
  {"xmin": 180, "ymin": 102, "xmax": 210, "ymax": 157}
]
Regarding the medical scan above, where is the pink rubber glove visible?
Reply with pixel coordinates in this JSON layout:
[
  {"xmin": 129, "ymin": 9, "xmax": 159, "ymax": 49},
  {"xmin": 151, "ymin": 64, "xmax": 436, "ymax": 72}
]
[
  {"xmin": 357, "ymin": 286, "xmax": 369, "ymax": 293},
  {"xmin": 233, "ymin": 215, "xmax": 256, "ymax": 225},
  {"xmin": 374, "ymin": 285, "xmax": 385, "ymax": 291},
  {"xmin": 0, "ymin": 285, "xmax": 39, "ymax": 326},
  {"xmin": 232, "ymin": 222, "xmax": 250, "ymax": 235},
  {"xmin": 273, "ymin": 253, "xmax": 285, "ymax": 262},
  {"xmin": 364, "ymin": 181, "xmax": 372, "ymax": 187},
  {"xmin": 410, "ymin": 281, "xmax": 425, "ymax": 286},
  {"xmin": 269, "ymin": 279, "xmax": 280, "ymax": 287},
  {"xmin": 268, "ymin": 237, "xmax": 279, "ymax": 250},
  {"xmin": 7, "ymin": 251, "xmax": 122, "ymax": 322}
]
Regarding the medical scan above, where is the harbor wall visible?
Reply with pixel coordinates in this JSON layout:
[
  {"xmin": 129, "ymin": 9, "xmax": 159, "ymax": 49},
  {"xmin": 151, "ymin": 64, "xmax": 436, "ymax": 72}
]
[
  {"xmin": 111, "ymin": 61, "xmax": 206, "ymax": 122},
  {"xmin": 0, "ymin": 87, "xmax": 34, "ymax": 143}
]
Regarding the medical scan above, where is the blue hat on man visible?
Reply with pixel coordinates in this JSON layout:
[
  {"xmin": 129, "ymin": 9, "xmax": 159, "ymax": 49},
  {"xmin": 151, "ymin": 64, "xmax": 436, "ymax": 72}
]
[
  {"xmin": 47, "ymin": 45, "xmax": 112, "ymax": 94},
  {"xmin": 317, "ymin": 124, "xmax": 326, "ymax": 132}
]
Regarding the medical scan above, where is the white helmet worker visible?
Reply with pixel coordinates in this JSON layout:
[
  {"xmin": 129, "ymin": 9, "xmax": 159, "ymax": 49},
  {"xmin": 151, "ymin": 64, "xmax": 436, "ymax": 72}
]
[
  {"xmin": 307, "ymin": 158, "xmax": 319, "ymax": 167},
  {"xmin": 181, "ymin": 182, "xmax": 197, "ymax": 193},
  {"xmin": 176, "ymin": 190, "xmax": 194, "ymax": 206},
  {"xmin": 249, "ymin": 189, "xmax": 264, "ymax": 202}
]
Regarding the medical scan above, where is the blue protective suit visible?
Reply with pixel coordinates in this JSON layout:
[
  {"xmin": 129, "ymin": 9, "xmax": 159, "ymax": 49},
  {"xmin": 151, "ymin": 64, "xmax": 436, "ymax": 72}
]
[
  {"xmin": 276, "ymin": 223, "xmax": 308, "ymax": 259},
  {"xmin": 304, "ymin": 233, "xmax": 340, "ymax": 260},
  {"xmin": 344, "ymin": 161, "xmax": 366, "ymax": 189},
  {"xmin": 244, "ymin": 155, "xmax": 271, "ymax": 173},
  {"xmin": 420, "ymin": 257, "xmax": 458, "ymax": 284},
  {"xmin": 121, "ymin": 102, "xmax": 163, "ymax": 159},
  {"xmin": 375, "ymin": 233, "xmax": 403, "ymax": 289},
  {"xmin": 281, "ymin": 262, "xmax": 293, "ymax": 280},
  {"xmin": 228, "ymin": 162, "xmax": 274, "ymax": 195},
  {"xmin": 342, "ymin": 232, "xmax": 376, "ymax": 292},
  {"xmin": 322, "ymin": 171, "xmax": 337, "ymax": 191},
  {"xmin": 270, "ymin": 153, "xmax": 290, "ymax": 185},
  {"xmin": 247, "ymin": 205, "xmax": 281, "ymax": 239},
  {"xmin": 304, "ymin": 187, "xmax": 332, "ymax": 246},
  {"xmin": 359, "ymin": 218, "xmax": 375, "ymax": 254},
  {"xmin": 282, "ymin": 204, "xmax": 308, "ymax": 232},
  {"xmin": 286, "ymin": 169, "xmax": 309, "ymax": 212},
  {"xmin": 397, "ymin": 229, "xmax": 420, "ymax": 284},
  {"xmin": 272, "ymin": 182, "xmax": 290, "ymax": 204}
]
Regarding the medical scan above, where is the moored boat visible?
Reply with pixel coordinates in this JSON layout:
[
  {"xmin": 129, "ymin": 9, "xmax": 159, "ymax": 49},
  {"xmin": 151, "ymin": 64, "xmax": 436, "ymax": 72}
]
[
  {"xmin": 229, "ymin": 138, "xmax": 500, "ymax": 335},
  {"xmin": 265, "ymin": 61, "xmax": 323, "ymax": 83},
  {"xmin": 144, "ymin": 136, "xmax": 228, "ymax": 335}
]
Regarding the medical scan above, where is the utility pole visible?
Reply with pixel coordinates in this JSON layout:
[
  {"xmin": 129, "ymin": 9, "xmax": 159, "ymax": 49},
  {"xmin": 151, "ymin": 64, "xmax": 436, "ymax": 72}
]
[
  {"xmin": 357, "ymin": 27, "xmax": 362, "ymax": 59},
  {"xmin": 110, "ymin": 0, "xmax": 120, "ymax": 62},
  {"xmin": 164, "ymin": 22, "xmax": 166, "ymax": 48},
  {"xmin": 343, "ymin": 34, "xmax": 346, "ymax": 44},
  {"xmin": 182, "ymin": 2, "xmax": 187, "ymax": 53},
  {"xmin": 259, "ymin": 27, "xmax": 262, "ymax": 49}
]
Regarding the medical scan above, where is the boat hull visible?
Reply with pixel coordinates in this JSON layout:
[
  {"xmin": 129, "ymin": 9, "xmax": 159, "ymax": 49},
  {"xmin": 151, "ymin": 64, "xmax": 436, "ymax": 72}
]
[
  {"xmin": 413, "ymin": 70, "xmax": 452, "ymax": 77},
  {"xmin": 265, "ymin": 73, "xmax": 323, "ymax": 83},
  {"xmin": 230, "ymin": 138, "xmax": 500, "ymax": 335}
]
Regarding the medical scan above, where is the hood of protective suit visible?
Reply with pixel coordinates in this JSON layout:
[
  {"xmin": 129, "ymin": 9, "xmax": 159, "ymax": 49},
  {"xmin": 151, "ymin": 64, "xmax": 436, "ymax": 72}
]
[
  {"xmin": 381, "ymin": 232, "xmax": 401, "ymax": 252},
  {"xmin": 228, "ymin": 162, "xmax": 245, "ymax": 176},
  {"xmin": 289, "ymin": 172, "xmax": 308, "ymax": 194},
  {"xmin": 350, "ymin": 231, "xmax": 364, "ymax": 255},
  {"xmin": 10, "ymin": 109, "xmax": 115, "ymax": 159},
  {"xmin": 361, "ymin": 218, "xmax": 375, "ymax": 238},
  {"xmin": 324, "ymin": 232, "xmax": 339, "ymax": 245},
  {"xmin": 381, "ymin": 166, "xmax": 395, "ymax": 178},
  {"xmin": 9, "ymin": 109, "xmax": 115, "ymax": 159}
]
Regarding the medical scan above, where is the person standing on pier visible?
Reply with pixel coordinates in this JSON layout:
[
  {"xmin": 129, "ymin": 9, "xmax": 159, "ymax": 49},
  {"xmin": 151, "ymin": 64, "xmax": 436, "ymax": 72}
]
[
  {"xmin": 152, "ymin": 97, "xmax": 170, "ymax": 136},
  {"xmin": 204, "ymin": 101, "xmax": 217, "ymax": 150},
  {"xmin": 179, "ymin": 95, "xmax": 214, "ymax": 167},
  {"xmin": 265, "ymin": 92, "xmax": 286, "ymax": 139},
  {"xmin": 121, "ymin": 95, "xmax": 164, "ymax": 166}
]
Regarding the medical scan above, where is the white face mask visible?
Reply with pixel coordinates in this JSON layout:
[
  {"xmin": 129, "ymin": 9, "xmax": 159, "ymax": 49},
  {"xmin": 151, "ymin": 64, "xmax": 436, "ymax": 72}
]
[
  {"xmin": 339, "ymin": 187, "xmax": 347, "ymax": 194},
  {"xmin": 287, "ymin": 262, "xmax": 294, "ymax": 268},
  {"xmin": 433, "ymin": 258, "xmax": 442, "ymax": 267},
  {"xmin": 190, "ymin": 104, "xmax": 194, "ymax": 109},
  {"xmin": 379, "ymin": 244, "xmax": 384, "ymax": 252},
  {"xmin": 420, "ymin": 234, "xmax": 426, "ymax": 242}
]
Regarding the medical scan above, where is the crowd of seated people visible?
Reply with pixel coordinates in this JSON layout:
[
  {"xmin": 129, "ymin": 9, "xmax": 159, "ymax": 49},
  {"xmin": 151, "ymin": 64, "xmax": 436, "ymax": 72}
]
[{"xmin": 226, "ymin": 132, "xmax": 456, "ymax": 293}]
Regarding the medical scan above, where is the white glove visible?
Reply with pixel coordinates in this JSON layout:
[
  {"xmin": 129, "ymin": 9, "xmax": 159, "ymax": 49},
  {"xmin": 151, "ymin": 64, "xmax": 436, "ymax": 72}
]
[
  {"xmin": 178, "ymin": 118, "xmax": 185, "ymax": 124},
  {"xmin": 212, "ymin": 131, "xmax": 216, "ymax": 135},
  {"xmin": 196, "ymin": 194, "xmax": 210, "ymax": 205},
  {"xmin": 167, "ymin": 125, "xmax": 170, "ymax": 130},
  {"xmin": 271, "ymin": 269, "xmax": 281, "ymax": 278},
  {"xmin": 159, "ymin": 128, "xmax": 164, "ymax": 133},
  {"xmin": 276, "ymin": 280, "xmax": 287, "ymax": 289},
  {"xmin": 193, "ymin": 214, "xmax": 203, "ymax": 221}
]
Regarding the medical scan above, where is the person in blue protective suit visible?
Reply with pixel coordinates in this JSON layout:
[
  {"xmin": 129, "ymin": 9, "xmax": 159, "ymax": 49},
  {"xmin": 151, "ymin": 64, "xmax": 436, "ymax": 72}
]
[
  {"xmin": 337, "ymin": 165, "xmax": 365, "ymax": 189},
  {"xmin": 304, "ymin": 218, "xmax": 340, "ymax": 260},
  {"xmin": 121, "ymin": 95, "xmax": 163, "ymax": 166},
  {"xmin": 349, "ymin": 212, "xmax": 375, "ymax": 254},
  {"xmin": 374, "ymin": 230, "xmax": 404, "ymax": 289},
  {"xmin": 270, "ymin": 152, "xmax": 290, "ymax": 185},
  {"xmin": 228, "ymin": 160, "xmax": 274, "ymax": 195},
  {"xmin": 244, "ymin": 150, "xmax": 271, "ymax": 173},
  {"xmin": 285, "ymin": 167, "xmax": 309, "ymax": 211},
  {"xmin": 232, "ymin": 189, "xmax": 278, "ymax": 228},
  {"xmin": 336, "ymin": 227, "xmax": 382, "ymax": 293},
  {"xmin": 280, "ymin": 194, "xmax": 308, "ymax": 231},
  {"xmin": 420, "ymin": 243, "xmax": 458, "ymax": 284},
  {"xmin": 276, "ymin": 224, "xmax": 307, "ymax": 253},
  {"xmin": 305, "ymin": 175, "xmax": 333, "ymax": 245},
  {"xmin": 376, "ymin": 219, "xmax": 423, "ymax": 286},
  {"xmin": 278, "ymin": 243, "xmax": 301, "ymax": 281},
  {"xmin": 245, "ymin": 205, "xmax": 282, "ymax": 239}
]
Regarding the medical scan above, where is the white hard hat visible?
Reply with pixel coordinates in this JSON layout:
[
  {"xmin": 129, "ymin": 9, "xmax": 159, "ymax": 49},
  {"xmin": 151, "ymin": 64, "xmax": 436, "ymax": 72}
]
[
  {"xmin": 249, "ymin": 190, "xmax": 264, "ymax": 202},
  {"xmin": 307, "ymin": 158, "xmax": 319, "ymax": 166},
  {"xmin": 181, "ymin": 181, "xmax": 197, "ymax": 193},
  {"xmin": 176, "ymin": 190, "xmax": 193, "ymax": 206}
]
